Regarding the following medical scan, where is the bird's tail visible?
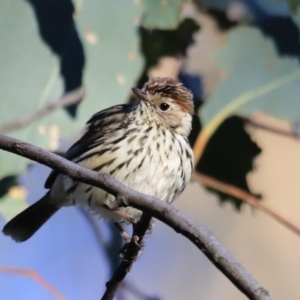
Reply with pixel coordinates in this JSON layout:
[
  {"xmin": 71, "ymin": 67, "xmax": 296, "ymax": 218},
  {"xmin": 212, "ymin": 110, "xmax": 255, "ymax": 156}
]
[{"xmin": 2, "ymin": 192, "xmax": 59, "ymax": 242}]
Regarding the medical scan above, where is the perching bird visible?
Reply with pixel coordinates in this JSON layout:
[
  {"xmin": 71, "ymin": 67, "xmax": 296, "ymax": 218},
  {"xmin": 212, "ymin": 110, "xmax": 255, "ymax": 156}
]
[{"xmin": 3, "ymin": 77, "xmax": 194, "ymax": 242}]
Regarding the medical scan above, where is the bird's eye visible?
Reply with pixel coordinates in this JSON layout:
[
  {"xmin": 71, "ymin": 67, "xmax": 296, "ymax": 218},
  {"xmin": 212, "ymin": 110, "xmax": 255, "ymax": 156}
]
[{"xmin": 159, "ymin": 103, "xmax": 170, "ymax": 112}]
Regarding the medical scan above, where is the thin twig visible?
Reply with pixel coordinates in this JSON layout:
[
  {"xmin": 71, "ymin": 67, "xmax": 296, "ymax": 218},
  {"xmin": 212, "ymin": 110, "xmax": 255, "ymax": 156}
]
[
  {"xmin": 242, "ymin": 117, "xmax": 300, "ymax": 138},
  {"xmin": 0, "ymin": 266, "xmax": 66, "ymax": 300},
  {"xmin": 80, "ymin": 208, "xmax": 152, "ymax": 299},
  {"xmin": 102, "ymin": 214, "xmax": 152, "ymax": 300},
  {"xmin": 78, "ymin": 207, "xmax": 108, "ymax": 252},
  {"xmin": 0, "ymin": 134, "xmax": 271, "ymax": 300},
  {"xmin": 121, "ymin": 280, "xmax": 157, "ymax": 300},
  {"xmin": 0, "ymin": 87, "xmax": 84, "ymax": 134},
  {"xmin": 192, "ymin": 171, "xmax": 300, "ymax": 237}
]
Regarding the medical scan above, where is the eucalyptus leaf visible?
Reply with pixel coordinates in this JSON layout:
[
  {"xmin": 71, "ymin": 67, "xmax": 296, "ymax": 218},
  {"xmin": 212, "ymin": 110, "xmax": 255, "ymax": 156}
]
[
  {"xmin": 201, "ymin": 26, "xmax": 300, "ymax": 127},
  {"xmin": 0, "ymin": 0, "xmax": 64, "ymax": 179},
  {"xmin": 193, "ymin": 0, "xmax": 232, "ymax": 11},
  {"xmin": 74, "ymin": 0, "xmax": 143, "ymax": 120},
  {"xmin": 142, "ymin": 0, "xmax": 183, "ymax": 29},
  {"xmin": 191, "ymin": 25, "xmax": 300, "ymax": 208},
  {"xmin": 269, "ymin": 0, "xmax": 300, "ymax": 11},
  {"xmin": 0, "ymin": 0, "xmax": 143, "ymax": 181}
]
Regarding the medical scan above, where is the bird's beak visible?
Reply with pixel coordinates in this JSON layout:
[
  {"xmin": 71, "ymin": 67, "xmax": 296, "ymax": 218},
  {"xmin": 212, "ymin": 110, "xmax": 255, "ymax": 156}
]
[{"xmin": 132, "ymin": 87, "xmax": 148, "ymax": 102}]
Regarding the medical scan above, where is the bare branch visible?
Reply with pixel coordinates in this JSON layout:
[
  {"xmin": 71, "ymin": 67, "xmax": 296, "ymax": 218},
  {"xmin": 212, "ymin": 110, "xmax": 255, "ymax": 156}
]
[
  {"xmin": 102, "ymin": 214, "xmax": 152, "ymax": 300},
  {"xmin": 192, "ymin": 172, "xmax": 300, "ymax": 237},
  {"xmin": 79, "ymin": 209, "xmax": 154, "ymax": 300},
  {"xmin": 0, "ymin": 266, "xmax": 66, "ymax": 300},
  {"xmin": 121, "ymin": 280, "xmax": 158, "ymax": 300},
  {"xmin": 242, "ymin": 117, "xmax": 300, "ymax": 138},
  {"xmin": 78, "ymin": 207, "xmax": 108, "ymax": 252},
  {"xmin": 0, "ymin": 134, "xmax": 271, "ymax": 300},
  {"xmin": 0, "ymin": 87, "xmax": 84, "ymax": 134}
]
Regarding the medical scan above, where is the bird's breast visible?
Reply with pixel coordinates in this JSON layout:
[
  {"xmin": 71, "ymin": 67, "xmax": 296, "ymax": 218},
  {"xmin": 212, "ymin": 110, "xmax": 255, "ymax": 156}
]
[{"xmin": 61, "ymin": 123, "xmax": 193, "ymax": 221}]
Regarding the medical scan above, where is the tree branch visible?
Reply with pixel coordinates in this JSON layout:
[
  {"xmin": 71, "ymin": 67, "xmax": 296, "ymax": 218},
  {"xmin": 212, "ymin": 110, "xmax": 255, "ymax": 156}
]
[
  {"xmin": 102, "ymin": 213, "xmax": 152, "ymax": 300},
  {"xmin": 0, "ymin": 87, "xmax": 84, "ymax": 134},
  {"xmin": 0, "ymin": 134, "xmax": 271, "ymax": 300},
  {"xmin": 192, "ymin": 172, "xmax": 300, "ymax": 237},
  {"xmin": 242, "ymin": 117, "xmax": 300, "ymax": 138},
  {"xmin": 79, "ymin": 209, "xmax": 154, "ymax": 300}
]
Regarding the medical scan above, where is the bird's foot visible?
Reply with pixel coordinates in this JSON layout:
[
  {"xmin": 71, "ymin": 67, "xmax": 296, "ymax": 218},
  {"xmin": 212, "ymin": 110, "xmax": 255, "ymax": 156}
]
[{"xmin": 119, "ymin": 235, "xmax": 144, "ymax": 262}]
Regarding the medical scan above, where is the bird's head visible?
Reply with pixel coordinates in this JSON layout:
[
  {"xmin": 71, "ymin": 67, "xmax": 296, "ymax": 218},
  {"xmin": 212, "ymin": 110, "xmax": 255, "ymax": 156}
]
[{"xmin": 132, "ymin": 77, "xmax": 194, "ymax": 136}]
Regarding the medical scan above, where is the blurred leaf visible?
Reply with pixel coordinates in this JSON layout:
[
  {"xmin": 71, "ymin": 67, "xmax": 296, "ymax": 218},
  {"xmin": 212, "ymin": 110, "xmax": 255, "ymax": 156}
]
[
  {"xmin": 269, "ymin": 0, "xmax": 300, "ymax": 11},
  {"xmin": 0, "ymin": 0, "xmax": 143, "ymax": 181},
  {"xmin": 0, "ymin": 0, "xmax": 63, "ymax": 179},
  {"xmin": 0, "ymin": 187, "xmax": 28, "ymax": 221},
  {"xmin": 204, "ymin": 26, "xmax": 300, "ymax": 123},
  {"xmin": 132, "ymin": 18, "xmax": 200, "ymax": 92},
  {"xmin": 0, "ymin": 176, "xmax": 18, "ymax": 198},
  {"xmin": 241, "ymin": 1, "xmax": 300, "ymax": 60},
  {"xmin": 257, "ymin": 14, "xmax": 300, "ymax": 59},
  {"xmin": 190, "ymin": 24, "xmax": 300, "ymax": 207},
  {"xmin": 182, "ymin": 72, "xmax": 261, "ymax": 209},
  {"xmin": 140, "ymin": 18, "xmax": 200, "ymax": 68},
  {"xmin": 288, "ymin": 0, "xmax": 300, "ymax": 10},
  {"xmin": 195, "ymin": 0, "xmax": 300, "ymax": 61},
  {"xmin": 0, "ymin": 0, "xmax": 143, "ymax": 224},
  {"xmin": 193, "ymin": 0, "xmax": 231, "ymax": 11},
  {"xmin": 27, "ymin": 0, "xmax": 85, "ymax": 117},
  {"xmin": 142, "ymin": 0, "xmax": 183, "ymax": 29},
  {"xmin": 75, "ymin": 0, "xmax": 143, "ymax": 112},
  {"xmin": 194, "ymin": 26, "xmax": 300, "ymax": 164}
]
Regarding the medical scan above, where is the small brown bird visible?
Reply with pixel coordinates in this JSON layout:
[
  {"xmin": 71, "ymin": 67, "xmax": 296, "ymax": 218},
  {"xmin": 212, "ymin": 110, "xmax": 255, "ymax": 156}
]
[{"xmin": 3, "ymin": 77, "xmax": 194, "ymax": 242}]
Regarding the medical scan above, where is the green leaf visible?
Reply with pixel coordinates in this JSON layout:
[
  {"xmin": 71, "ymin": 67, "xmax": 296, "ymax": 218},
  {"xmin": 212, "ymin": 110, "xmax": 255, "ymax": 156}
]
[
  {"xmin": 142, "ymin": 0, "xmax": 183, "ymax": 29},
  {"xmin": 0, "ymin": 0, "xmax": 64, "ymax": 179},
  {"xmin": 0, "ymin": 0, "xmax": 143, "ymax": 180},
  {"xmin": 193, "ymin": 0, "xmax": 231, "ymax": 11},
  {"xmin": 75, "ymin": 0, "xmax": 143, "ymax": 120},
  {"xmin": 0, "ymin": 0, "xmax": 143, "ymax": 221},
  {"xmin": 269, "ymin": 0, "xmax": 300, "ymax": 11},
  {"xmin": 201, "ymin": 26, "xmax": 300, "ymax": 128},
  {"xmin": 191, "ymin": 25, "xmax": 300, "ymax": 208}
]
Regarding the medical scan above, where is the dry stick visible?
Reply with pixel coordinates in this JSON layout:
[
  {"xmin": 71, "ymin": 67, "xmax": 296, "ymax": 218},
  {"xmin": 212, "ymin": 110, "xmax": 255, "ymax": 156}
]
[
  {"xmin": 0, "ymin": 134, "xmax": 271, "ymax": 300},
  {"xmin": 120, "ymin": 280, "xmax": 154, "ymax": 300},
  {"xmin": 0, "ymin": 87, "xmax": 85, "ymax": 134},
  {"xmin": 0, "ymin": 266, "xmax": 66, "ymax": 300},
  {"xmin": 78, "ymin": 208, "xmax": 108, "ymax": 252},
  {"xmin": 192, "ymin": 172, "xmax": 300, "ymax": 237},
  {"xmin": 242, "ymin": 117, "xmax": 300, "ymax": 138},
  {"xmin": 102, "ymin": 213, "xmax": 152, "ymax": 300}
]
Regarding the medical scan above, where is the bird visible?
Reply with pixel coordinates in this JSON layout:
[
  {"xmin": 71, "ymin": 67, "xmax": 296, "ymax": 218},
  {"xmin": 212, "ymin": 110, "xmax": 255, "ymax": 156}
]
[{"xmin": 2, "ymin": 77, "xmax": 194, "ymax": 242}]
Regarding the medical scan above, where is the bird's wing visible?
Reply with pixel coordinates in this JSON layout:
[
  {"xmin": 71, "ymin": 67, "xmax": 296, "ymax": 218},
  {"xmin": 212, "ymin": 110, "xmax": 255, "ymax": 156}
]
[{"xmin": 44, "ymin": 102, "xmax": 137, "ymax": 189}]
